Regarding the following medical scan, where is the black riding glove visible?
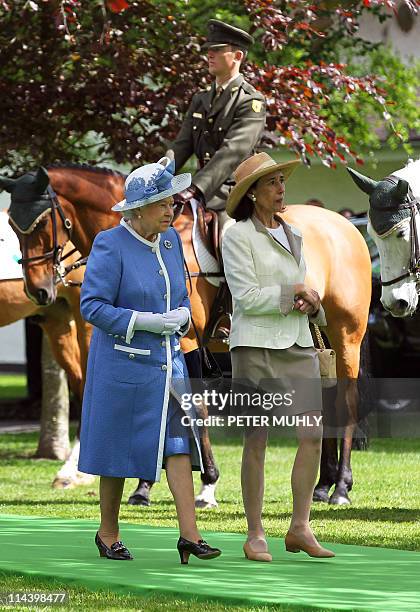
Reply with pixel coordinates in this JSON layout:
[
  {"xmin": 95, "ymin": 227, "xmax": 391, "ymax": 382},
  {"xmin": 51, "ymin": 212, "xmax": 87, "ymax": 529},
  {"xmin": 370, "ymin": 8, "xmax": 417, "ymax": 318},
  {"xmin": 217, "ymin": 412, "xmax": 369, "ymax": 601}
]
[{"xmin": 173, "ymin": 185, "xmax": 205, "ymax": 208}]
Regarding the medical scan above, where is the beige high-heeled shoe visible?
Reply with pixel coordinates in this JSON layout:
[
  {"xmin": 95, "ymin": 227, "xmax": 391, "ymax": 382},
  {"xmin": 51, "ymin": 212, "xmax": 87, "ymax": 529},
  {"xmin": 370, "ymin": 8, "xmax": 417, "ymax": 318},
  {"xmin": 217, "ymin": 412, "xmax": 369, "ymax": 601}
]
[
  {"xmin": 243, "ymin": 539, "xmax": 272, "ymax": 562},
  {"xmin": 285, "ymin": 531, "xmax": 335, "ymax": 558}
]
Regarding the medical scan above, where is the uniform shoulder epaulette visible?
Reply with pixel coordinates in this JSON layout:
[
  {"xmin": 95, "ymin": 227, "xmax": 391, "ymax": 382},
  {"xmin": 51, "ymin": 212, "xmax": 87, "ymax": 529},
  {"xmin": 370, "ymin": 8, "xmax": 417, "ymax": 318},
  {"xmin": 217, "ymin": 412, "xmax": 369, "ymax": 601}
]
[
  {"xmin": 241, "ymin": 80, "xmax": 265, "ymax": 100},
  {"xmin": 241, "ymin": 80, "xmax": 257, "ymax": 95}
]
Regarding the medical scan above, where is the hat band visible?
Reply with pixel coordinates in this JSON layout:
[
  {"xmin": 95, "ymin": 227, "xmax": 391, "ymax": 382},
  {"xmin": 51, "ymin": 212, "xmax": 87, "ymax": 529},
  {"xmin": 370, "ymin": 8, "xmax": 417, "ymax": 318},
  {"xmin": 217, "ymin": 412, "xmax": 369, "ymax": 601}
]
[
  {"xmin": 207, "ymin": 38, "xmax": 245, "ymax": 47},
  {"xmin": 125, "ymin": 160, "xmax": 175, "ymax": 204},
  {"xmin": 126, "ymin": 185, "xmax": 157, "ymax": 204},
  {"xmin": 235, "ymin": 158, "xmax": 277, "ymax": 183}
]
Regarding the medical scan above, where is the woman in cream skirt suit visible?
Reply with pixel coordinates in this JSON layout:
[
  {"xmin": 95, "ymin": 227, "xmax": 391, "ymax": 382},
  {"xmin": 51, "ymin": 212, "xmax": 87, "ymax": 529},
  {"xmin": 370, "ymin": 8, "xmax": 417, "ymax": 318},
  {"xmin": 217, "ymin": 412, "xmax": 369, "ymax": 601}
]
[{"xmin": 222, "ymin": 153, "xmax": 335, "ymax": 562}]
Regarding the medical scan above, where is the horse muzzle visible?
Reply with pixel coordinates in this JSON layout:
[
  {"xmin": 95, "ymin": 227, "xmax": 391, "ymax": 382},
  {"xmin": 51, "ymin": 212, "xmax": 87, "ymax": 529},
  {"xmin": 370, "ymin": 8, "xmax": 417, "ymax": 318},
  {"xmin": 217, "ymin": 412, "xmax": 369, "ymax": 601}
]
[
  {"xmin": 36, "ymin": 287, "xmax": 55, "ymax": 306},
  {"xmin": 381, "ymin": 288, "xmax": 418, "ymax": 318},
  {"xmin": 24, "ymin": 282, "xmax": 56, "ymax": 307}
]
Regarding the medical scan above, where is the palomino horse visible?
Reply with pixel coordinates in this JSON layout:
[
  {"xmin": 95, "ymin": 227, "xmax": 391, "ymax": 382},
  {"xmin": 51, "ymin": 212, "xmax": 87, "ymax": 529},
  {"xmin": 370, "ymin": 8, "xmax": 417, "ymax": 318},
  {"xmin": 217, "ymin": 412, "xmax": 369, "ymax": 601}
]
[
  {"xmin": 348, "ymin": 160, "xmax": 420, "ymax": 318},
  {"xmin": 0, "ymin": 241, "xmax": 93, "ymax": 488},
  {"xmin": 2, "ymin": 165, "xmax": 372, "ymax": 505}
]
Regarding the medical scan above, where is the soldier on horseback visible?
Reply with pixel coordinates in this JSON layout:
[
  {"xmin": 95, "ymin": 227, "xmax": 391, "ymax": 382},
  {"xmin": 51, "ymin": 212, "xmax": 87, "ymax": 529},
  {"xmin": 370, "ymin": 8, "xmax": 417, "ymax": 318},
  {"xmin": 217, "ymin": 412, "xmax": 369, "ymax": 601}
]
[
  {"xmin": 167, "ymin": 19, "xmax": 266, "ymax": 238},
  {"xmin": 165, "ymin": 19, "xmax": 266, "ymax": 346}
]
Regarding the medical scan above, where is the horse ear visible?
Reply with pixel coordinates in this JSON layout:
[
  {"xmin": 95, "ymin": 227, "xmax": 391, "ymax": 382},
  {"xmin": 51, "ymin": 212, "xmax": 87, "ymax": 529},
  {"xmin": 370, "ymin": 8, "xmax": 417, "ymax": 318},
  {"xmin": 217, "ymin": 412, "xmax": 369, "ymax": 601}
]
[
  {"xmin": 34, "ymin": 166, "xmax": 50, "ymax": 193},
  {"xmin": 0, "ymin": 176, "xmax": 16, "ymax": 193},
  {"xmin": 393, "ymin": 178, "xmax": 409, "ymax": 203},
  {"xmin": 347, "ymin": 168, "xmax": 378, "ymax": 195}
]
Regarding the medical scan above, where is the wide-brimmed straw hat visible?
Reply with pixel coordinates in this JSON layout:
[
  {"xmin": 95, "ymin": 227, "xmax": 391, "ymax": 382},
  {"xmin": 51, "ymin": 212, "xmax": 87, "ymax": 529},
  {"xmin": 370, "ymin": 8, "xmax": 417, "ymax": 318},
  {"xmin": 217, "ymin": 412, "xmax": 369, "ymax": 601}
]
[
  {"xmin": 112, "ymin": 157, "xmax": 191, "ymax": 212},
  {"xmin": 226, "ymin": 153, "xmax": 301, "ymax": 217}
]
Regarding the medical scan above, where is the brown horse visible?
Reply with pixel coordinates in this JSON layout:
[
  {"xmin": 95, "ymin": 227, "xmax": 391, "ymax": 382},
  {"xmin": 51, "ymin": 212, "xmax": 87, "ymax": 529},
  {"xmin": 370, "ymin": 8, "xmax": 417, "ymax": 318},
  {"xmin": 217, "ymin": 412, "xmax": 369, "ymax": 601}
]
[
  {"xmin": 2, "ymin": 166, "xmax": 220, "ymax": 508},
  {"xmin": 0, "ymin": 242, "xmax": 93, "ymax": 488},
  {"xmin": 2, "ymin": 165, "xmax": 372, "ymax": 505}
]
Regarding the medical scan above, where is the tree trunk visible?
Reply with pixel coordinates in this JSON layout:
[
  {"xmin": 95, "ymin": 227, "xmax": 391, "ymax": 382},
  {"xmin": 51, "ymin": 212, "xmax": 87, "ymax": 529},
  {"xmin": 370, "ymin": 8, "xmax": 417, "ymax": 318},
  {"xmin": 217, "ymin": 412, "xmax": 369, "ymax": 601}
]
[{"xmin": 35, "ymin": 334, "xmax": 70, "ymax": 460}]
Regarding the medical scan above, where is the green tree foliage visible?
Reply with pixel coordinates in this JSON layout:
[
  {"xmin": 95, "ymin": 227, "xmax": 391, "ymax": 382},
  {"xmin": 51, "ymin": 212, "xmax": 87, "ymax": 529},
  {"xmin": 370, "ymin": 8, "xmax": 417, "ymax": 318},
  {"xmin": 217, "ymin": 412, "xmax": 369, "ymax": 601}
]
[
  {"xmin": 0, "ymin": 0, "xmax": 204, "ymax": 171},
  {"xmin": 179, "ymin": 0, "xmax": 420, "ymax": 163},
  {"xmin": 0, "ymin": 0, "xmax": 418, "ymax": 173}
]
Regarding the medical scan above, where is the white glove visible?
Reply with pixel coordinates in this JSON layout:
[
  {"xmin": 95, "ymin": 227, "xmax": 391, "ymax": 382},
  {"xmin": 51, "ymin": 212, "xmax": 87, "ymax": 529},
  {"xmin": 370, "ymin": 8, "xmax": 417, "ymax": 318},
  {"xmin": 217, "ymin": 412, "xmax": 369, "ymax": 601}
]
[
  {"xmin": 163, "ymin": 307, "xmax": 190, "ymax": 328},
  {"xmin": 134, "ymin": 312, "xmax": 180, "ymax": 335}
]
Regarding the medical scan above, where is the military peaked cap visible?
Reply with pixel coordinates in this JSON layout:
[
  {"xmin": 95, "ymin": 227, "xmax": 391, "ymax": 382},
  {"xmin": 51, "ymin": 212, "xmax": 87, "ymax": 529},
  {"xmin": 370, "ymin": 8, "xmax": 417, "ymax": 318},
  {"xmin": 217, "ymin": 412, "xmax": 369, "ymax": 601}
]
[{"xmin": 202, "ymin": 19, "xmax": 254, "ymax": 51}]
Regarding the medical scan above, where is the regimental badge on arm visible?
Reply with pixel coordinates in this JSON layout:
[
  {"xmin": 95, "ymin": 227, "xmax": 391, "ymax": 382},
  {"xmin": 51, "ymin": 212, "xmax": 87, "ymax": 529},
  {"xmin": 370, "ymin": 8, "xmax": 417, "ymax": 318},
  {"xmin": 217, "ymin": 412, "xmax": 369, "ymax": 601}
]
[{"xmin": 252, "ymin": 100, "xmax": 263, "ymax": 113}]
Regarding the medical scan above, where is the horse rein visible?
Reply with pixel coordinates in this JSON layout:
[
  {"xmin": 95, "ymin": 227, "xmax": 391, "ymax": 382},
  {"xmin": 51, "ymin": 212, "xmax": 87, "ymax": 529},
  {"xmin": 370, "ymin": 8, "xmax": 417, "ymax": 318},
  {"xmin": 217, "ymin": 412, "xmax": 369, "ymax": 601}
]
[
  {"xmin": 16, "ymin": 186, "xmax": 86, "ymax": 287},
  {"xmin": 376, "ymin": 175, "xmax": 420, "ymax": 288}
]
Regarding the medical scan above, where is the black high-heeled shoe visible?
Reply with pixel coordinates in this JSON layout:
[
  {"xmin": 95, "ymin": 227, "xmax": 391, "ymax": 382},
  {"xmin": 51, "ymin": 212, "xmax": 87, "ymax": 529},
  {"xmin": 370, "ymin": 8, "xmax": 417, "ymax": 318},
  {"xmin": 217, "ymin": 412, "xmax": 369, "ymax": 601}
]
[
  {"xmin": 177, "ymin": 536, "xmax": 221, "ymax": 565},
  {"xmin": 95, "ymin": 532, "xmax": 133, "ymax": 560}
]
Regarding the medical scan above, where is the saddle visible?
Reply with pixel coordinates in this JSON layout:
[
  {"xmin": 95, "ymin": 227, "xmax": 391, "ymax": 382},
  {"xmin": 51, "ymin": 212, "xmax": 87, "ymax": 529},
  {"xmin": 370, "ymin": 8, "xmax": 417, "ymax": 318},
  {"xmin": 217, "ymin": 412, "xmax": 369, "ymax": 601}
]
[
  {"xmin": 196, "ymin": 203, "xmax": 221, "ymax": 265},
  {"xmin": 184, "ymin": 200, "xmax": 231, "ymax": 345}
]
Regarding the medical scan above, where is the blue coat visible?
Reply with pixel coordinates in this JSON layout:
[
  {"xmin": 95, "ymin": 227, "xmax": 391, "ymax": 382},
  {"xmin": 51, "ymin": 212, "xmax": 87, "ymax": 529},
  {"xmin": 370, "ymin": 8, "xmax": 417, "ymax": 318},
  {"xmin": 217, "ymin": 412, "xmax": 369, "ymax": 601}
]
[{"xmin": 78, "ymin": 220, "xmax": 203, "ymax": 481}]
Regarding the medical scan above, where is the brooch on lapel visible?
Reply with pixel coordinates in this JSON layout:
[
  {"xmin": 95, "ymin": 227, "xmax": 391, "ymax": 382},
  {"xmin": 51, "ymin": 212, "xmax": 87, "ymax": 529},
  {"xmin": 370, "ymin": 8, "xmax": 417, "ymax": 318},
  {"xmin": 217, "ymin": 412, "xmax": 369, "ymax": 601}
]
[{"xmin": 164, "ymin": 240, "xmax": 172, "ymax": 249}]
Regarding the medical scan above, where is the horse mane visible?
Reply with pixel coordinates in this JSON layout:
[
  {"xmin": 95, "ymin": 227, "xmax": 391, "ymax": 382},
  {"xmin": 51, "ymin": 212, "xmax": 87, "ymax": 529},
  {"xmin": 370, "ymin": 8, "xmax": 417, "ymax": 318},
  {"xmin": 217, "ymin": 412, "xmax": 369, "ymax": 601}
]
[{"xmin": 47, "ymin": 163, "xmax": 127, "ymax": 179}]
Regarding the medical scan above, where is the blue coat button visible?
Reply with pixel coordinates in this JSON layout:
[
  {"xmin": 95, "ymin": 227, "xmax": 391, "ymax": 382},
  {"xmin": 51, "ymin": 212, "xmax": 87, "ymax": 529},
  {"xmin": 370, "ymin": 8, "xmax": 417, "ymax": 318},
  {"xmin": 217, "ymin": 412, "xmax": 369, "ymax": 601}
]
[{"xmin": 129, "ymin": 354, "xmax": 135, "ymax": 360}]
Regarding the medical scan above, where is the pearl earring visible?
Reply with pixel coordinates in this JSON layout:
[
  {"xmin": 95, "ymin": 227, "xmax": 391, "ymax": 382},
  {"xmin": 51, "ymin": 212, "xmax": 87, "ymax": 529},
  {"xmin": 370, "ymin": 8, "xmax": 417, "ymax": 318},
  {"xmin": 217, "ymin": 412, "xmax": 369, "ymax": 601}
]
[{"xmin": 249, "ymin": 193, "xmax": 256, "ymax": 203}]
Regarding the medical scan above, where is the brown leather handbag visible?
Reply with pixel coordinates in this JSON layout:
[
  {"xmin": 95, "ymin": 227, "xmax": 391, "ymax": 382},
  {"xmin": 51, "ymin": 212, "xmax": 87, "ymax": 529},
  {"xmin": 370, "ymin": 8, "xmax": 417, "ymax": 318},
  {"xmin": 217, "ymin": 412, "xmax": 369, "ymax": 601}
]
[{"xmin": 313, "ymin": 324, "xmax": 337, "ymax": 388}]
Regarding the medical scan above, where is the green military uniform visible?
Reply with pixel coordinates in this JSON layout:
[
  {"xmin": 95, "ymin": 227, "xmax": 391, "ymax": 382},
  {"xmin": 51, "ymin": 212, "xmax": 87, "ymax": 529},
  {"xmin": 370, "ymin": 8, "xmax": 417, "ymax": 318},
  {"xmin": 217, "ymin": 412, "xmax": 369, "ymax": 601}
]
[{"xmin": 170, "ymin": 21, "xmax": 266, "ymax": 211}]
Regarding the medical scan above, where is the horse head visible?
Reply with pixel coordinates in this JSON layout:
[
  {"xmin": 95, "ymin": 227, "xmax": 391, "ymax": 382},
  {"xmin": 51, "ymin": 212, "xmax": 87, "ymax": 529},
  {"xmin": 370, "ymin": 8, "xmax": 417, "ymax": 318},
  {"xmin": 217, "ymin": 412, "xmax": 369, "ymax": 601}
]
[
  {"xmin": 348, "ymin": 163, "xmax": 420, "ymax": 318},
  {"xmin": 0, "ymin": 167, "xmax": 71, "ymax": 306}
]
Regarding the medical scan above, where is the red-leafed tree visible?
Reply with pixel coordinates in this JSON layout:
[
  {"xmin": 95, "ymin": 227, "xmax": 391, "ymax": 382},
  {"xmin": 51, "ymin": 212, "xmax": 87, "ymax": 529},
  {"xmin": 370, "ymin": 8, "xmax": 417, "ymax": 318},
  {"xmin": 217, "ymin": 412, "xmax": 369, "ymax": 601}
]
[{"xmin": 0, "ymin": 0, "xmax": 418, "ymax": 173}]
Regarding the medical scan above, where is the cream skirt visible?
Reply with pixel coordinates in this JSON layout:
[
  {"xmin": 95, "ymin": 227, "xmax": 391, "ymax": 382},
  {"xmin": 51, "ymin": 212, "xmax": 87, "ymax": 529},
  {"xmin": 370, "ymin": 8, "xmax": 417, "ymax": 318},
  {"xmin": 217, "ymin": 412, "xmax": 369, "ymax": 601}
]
[{"xmin": 231, "ymin": 344, "xmax": 322, "ymax": 416}]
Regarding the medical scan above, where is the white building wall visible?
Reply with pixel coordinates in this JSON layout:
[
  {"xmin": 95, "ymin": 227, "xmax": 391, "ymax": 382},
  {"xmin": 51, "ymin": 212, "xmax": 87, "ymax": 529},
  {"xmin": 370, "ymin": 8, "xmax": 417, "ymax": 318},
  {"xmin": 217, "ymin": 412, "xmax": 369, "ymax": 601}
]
[
  {"xmin": 0, "ymin": 321, "xmax": 25, "ymax": 365},
  {"xmin": 358, "ymin": 5, "xmax": 420, "ymax": 60},
  {"xmin": 0, "ymin": 191, "xmax": 8, "ymax": 211},
  {"xmin": 0, "ymin": 209, "xmax": 26, "ymax": 368}
]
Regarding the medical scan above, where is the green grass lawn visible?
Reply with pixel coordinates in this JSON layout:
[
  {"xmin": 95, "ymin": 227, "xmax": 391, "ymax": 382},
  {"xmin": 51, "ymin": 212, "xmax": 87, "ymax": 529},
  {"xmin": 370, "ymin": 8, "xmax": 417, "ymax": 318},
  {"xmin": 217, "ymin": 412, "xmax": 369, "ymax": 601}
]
[
  {"xmin": 0, "ymin": 374, "xmax": 27, "ymax": 399},
  {"xmin": 0, "ymin": 572, "xmax": 337, "ymax": 612},
  {"xmin": 1, "ymin": 430, "xmax": 420, "ymax": 611}
]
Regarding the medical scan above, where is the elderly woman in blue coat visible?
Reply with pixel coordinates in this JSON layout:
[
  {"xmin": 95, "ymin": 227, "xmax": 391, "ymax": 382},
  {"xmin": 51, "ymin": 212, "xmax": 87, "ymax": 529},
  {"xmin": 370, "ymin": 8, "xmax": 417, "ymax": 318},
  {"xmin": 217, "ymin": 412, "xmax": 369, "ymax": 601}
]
[{"xmin": 78, "ymin": 158, "xmax": 221, "ymax": 565}]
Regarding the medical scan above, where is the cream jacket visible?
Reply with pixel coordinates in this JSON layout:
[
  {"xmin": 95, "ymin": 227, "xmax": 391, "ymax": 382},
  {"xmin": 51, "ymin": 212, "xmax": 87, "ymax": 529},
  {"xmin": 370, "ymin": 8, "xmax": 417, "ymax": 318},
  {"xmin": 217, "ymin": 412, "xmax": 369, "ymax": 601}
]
[{"xmin": 222, "ymin": 215, "xmax": 327, "ymax": 350}]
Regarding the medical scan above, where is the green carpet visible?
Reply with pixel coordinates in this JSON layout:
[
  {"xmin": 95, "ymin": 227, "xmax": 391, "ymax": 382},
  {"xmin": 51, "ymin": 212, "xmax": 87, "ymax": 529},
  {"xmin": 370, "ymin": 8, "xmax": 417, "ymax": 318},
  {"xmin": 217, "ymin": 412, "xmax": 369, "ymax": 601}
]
[{"xmin": 0, "ymin": 515, "xmax": 419, "ymax": 611}]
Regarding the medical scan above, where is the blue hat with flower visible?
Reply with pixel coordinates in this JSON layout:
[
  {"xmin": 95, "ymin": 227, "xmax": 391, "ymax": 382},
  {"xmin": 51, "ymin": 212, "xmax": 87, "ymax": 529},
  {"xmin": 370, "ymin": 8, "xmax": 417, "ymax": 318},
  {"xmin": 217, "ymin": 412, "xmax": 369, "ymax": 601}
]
[{"xmin": 112, "ymin": 157, "xmax": 191, "ymax": 212}]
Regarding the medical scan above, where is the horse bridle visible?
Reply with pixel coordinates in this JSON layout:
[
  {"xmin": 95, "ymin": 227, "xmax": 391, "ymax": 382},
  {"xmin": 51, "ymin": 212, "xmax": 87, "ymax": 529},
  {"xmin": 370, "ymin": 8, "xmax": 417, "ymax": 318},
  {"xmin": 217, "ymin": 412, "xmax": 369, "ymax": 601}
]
[
  {"xmin": 375, "ymin": 175, "xmax": 420, "ymax": 288},
  {"xmin": 16, "ymin": 186, "xmax": 86, "ymax": 287}
]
